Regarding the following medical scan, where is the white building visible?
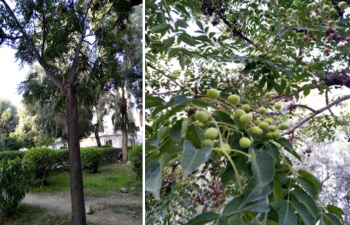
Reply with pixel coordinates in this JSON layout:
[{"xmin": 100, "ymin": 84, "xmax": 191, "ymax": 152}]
[{"xmin": 53, "ymin": 108, "xmax": 143, "ymax": 149}]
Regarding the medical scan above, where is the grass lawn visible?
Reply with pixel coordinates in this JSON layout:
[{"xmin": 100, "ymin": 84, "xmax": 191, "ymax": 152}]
[
  {"xmin": 30, "ymin": 163, "xmax": 142, "ymax": 196},
  {"xmin": 0, "ymin": 163, "xmax": 142, "ymax": 225}
]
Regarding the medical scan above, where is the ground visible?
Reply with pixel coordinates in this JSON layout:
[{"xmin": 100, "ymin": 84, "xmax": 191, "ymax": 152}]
[{"xmin": 0, "ymin": 163, "xmax": 142, "ymax": 225}]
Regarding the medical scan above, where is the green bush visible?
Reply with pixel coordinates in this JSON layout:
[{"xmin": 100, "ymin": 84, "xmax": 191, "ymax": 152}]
[
  {"xmin": 24, "ymin": 147, "xmax": 57, "ymax": 185},
  {"xmin": 0, "ymin": 158, "xmax": 35, "ymax": 215},
  {"xmin": 54, "ymin": 149, "xmax": 70, "ymax": 172},
  {"xmin": 0, "ymin": 151, "xmax": 26, "ymax": 161},
  {"xmin": 102, "ymin": 144, "xmax": 113, "ymax": 148},
  {"xmin": 129, "ymin": 144, "xmax": 142, "ymax": 180},
  {"xmin": 0, "ymin": 137, "xmax": 24, "ymax": 151},
  {"xmin": 101, "ymin": 147, "xmax": 121, "ymax": 164},
  {"xmin": 81, "ymin": 147, "xmax": 102, "ymax": 173}
]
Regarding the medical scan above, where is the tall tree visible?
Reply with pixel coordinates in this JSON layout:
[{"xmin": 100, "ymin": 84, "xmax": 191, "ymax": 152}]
[
  {"xmin": 0, "ymin": 98, "xmax": 19, "ymax": 138},
  {"xmin": 0, "ymin": 0, "xmax": 142, "ymax": 224}
]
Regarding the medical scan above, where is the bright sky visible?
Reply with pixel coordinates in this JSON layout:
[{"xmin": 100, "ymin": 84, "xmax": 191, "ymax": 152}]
[{"xmin": 0, "ymin": 46, "xmax": 30, "ymax": 107}]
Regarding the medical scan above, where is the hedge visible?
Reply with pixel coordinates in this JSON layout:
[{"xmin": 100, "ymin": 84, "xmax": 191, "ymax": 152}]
[{"xmin": 0, "ymin": 151, "xmax": 26, "ymax": 161}]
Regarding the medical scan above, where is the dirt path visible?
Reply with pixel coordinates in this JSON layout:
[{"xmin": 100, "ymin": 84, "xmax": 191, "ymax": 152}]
[{"xmin": 22, "ymin": 190, "xmax": 143, "ymax": 225}]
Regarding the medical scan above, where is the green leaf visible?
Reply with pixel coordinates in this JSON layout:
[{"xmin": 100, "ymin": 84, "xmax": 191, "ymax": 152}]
[
  {"xmin": 326, "ymin": 205, "xmax": 345, "ymax": 222},
  {"xmin": 275, "ymin": 138, "xmax": 301, "ymax": 161},
  {"xmin": 295, "ymin": 177, "xmax": 318, "ymax": 199},
  {"xmin": 290, "ymin": 201, "xmax": 315, "ymax": 225},
  {"xmin": 175, "ymin": 19, "xmax": 188, "ymax": 29},
  {"xmin": 146, "ymin": 53, "xmax": 157, "ymax": 62},
  {"xmin": 181, "ymin": 118, "xmax": 192, "ymax": 136},
  {"xmin": 169, "ymin": 48, "xmax": 180, "ymax": 57},
  {"xmin": 323, "ymin": 213, "xmax": 342, "ymax": 225},
  {"xmin": 227, "ymin": 213, "xmax": 245, "ymax": 225},
  {"xmin": 222, "ymin": 196, "xmax": 243, "ymax": 216},
  {"xmin": 179, "ymin": 54, "xmax": 185, "ymax": 69},
  {"xmin": 179, "ymin": 33, "xmax": 197, "ymax": 46},
  {"xmin": 145, "ymin": 160, "xmax": 162, "ymax": 200},
  {"xmin": 196, "ymin": 20, "xmax": 204, "ymax": 30},
  {"xmin": 239, "ymin": 176, "xmax": 273, "ymax": 208},
  {"xmin": 181, "ymin": 140, "xmax": 212, "ymax": 176},
  {"xmin": 217, "ymin": 216, "xmax": 229, "ymax": 225},
  {"xmin": 264, "ymin": 142, "xmax": 280, "ymax": 160},
  {"xmin": 151, "ymin": 23, "xmax": 171, "ymax": 33},
  {"xmin": 145, "ymin": 96, "xmax": 164, "ymax": 108},
  {"xmin": 298, "ymin": 169, "xmax": 322, "ymax": 195},
  {"xmin": 239, "ymin": 198, "xmax": 270, "ymax": 212},
  {"xmin": 273, "ymin": 179, "xmax": 283, "ymax": 203},
  {"xmin": 159, "ymin": 153, "xmax": 170, "ymax": 169},
  {"xmin": 186, "ymin": 212, "xmax": 220, "ymax": 225},
  {"xmin": 169, "ymin": 120, "xmax": 183, "ymax": 142},
  {"xmin": 211, "ymin": 111, "xmax": 235, "ymax": 124},
  {"xmin": 251, "ymin": 150, "xmax": 275, "ymax": 187},
  {"xmin": 163, "ymin": 36, "xmax": 175, "ymax": 48},
  {"xmin": 278, "ymin": 204, "xmax": 298, "ymax": 225},
  {"xmin": 192, "ymin": 99, "xmax": 209, "ymax": 107},
  {"xmin": 186, "ymin": 126, "xmax": 205, "ymax": 149},
  {"xmin": 291, "ymin": 189, "xmax": 318, "ymax": 217},
  {"xmin": 157, "ymin": 127, "xmax": 169, "ymax": 143}
]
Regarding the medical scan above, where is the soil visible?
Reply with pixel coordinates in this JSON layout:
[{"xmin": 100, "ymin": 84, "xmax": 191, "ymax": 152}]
[{"xmin": 22, "ymin": 190, "xmax": 143, "ymax": 225}]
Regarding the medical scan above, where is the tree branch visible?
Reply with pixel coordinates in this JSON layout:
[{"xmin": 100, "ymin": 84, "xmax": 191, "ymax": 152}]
[
  {"xmin": 147, "ymin": 62, "xmax": 185, "ymax": 89},
  {"xmin": 283, "ymin": 94, "xmax": 350, "ymax": 136}
]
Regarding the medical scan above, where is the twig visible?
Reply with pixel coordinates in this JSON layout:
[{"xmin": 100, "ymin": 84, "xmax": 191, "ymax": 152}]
[
  {"xmin": 147, "ymin": 62, "xmax": 185, "ymax": 89},
  {"xmin": 325, "ymin": 90, "xmax": 335, "ymax": 116}
]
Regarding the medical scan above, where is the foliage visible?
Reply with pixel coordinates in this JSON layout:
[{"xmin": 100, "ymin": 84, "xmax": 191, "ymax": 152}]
[
  {"xmin": 145, "ymin": 0, "xmax": 349, "ymax": 224},
  {"xmin": 0, "ymin": 158, "xmax": 35, "ymax": 215},
  {"xmin": 101, "ymin": 147, "xmax": 122, "ymax": 164},
  {"xmin": 0, "ymin": 136, "xmax": 24, "ymax": 151},
  {"xmin": 80, "ymin": 147, "xmax": 102, "ymax": 173},
  {"xmin": 0, "ymin": 151, "xmax": 26, "ymax": 161},
  {"xmin": 0, "ymin": 98, "xmax": 19, "ymax": 138},
  {"xmin": 102, "ymin": 144, "xmax": 113, "ymax": 148},
  {"xmin": 24, "ymin": 147, "xmax": 57, "ymax": 185},
  {"xmin": 129, "ymin": 144, "xmax": 143, "ymax": 180}
]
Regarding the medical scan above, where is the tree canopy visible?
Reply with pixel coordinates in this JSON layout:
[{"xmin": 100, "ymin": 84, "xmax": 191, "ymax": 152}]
[
  {"xmin": 0, "ymin": 98, "xmax": 19, "ymax": 138},
  {"xmin": 145, "ymin": 0, "xmax": 350, "ymax": 224}
]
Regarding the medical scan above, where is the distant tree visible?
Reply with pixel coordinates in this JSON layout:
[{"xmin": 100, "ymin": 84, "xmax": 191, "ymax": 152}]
[{"xmin": 0, "ymin": 98, "xmax": 19, "ymax": 138}]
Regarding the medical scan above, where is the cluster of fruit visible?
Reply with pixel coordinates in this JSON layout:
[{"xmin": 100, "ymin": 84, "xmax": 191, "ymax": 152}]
[{"xmin": 194, "ymin": 89, "xmax": 289, "ymax": 155}]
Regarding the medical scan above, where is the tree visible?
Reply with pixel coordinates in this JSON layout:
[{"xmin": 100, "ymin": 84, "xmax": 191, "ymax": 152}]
[
  {"xmin": 145, "ymin": 0, "xmax": 350, "ymax": 224},
  {"xmin": 0, "ymin": 0, "xmax": 142, "ymax": 224},
  {"xmin": 0, "ymin": 98, "xmax": 19, "ymax": 138}
]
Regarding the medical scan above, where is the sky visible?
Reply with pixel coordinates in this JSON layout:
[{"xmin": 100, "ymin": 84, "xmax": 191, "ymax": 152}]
[{"xmin": 0, "ymin": 46, "xmax": 30, "ymax": 107}]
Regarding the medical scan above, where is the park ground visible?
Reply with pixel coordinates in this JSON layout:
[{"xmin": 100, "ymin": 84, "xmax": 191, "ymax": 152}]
[{"xmin": 0, "ymin": 163, "xmax": 142, "ymax": 225}]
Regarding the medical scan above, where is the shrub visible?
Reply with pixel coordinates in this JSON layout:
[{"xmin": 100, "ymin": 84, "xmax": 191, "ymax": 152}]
[
  {"xmin": 101, "ymin": 147, "xmax": 121, "ymax": 164},
  {"xmin": 0, "ymin": 151, "xmax": 26, "ymax": 161},
  {"xmin": 129, "ymin": 144, "xmax": 142, "ymax": 180},
  {"xmin": 102, "ymin": 144, "xmax": 112, "ymax": 148},
  {"xmin": 24, "ymin": 147, "xmax": 57, "ymax": 185},
  {"xmin": 80, "ymin": 147, "xmax": 102, "ymax": 173},
  {"xmin": 54, "ymin": 149, "xmax": 70, "ymax": 172},
  {"xmin": 60, "ymin": 146, "xmax": 68, "ymax": 149},
  {"xmin": 0, "ymin": 158, "xmax": 35, "ymax": 215}
]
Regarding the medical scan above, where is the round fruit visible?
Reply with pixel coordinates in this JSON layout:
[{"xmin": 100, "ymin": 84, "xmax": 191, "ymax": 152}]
[
  {"xmin": 279, "ymin": 122, "xmax": 289, "ymax": 130},
  {"xmin": 316, "ymin": 15, "xmax": 322, "ymax": 22},
  {"xmin": 338, "ymin": 1, "xmax": 347, "ymax": 9},
  {"xmin": 201, "ymin": 139, "xmax": 214, "ymax": 147},
  {"xmin": 258, "ymin": 107, "xmax": 267, "ymax": 115},
  {"xmin": 307, "ymin": 4, "xmax": 314, "ymax": 10},
  {"xmin": 328, "ymin": 20, "xmax": 334, "ymax": 25},
  {"xmin": 264, "ymin": 92, "xmax": 272, "ymax": 98},
  {"xmin": 268, "ymin": 125, "xmax": 277, "ymax": 132},
  {"xmin": 330, "ymin": 8, "xmax": 337, "ymax": 14},
  {"xmin": 279, "ymin": 7, "xmax": 285, "ymax": 12},
  {"xmin": 218, "ymin": 143, "xmax": 231, "ymax": 156},
  {"xmin": 204, "ymin": 127, "xmax": 219, "ymax": 139},
  {"xmin": 193, "ymin": 122, "xmax": 204, "ymax": 128},
  {"xmin": 272, "ymin": 131, "xmax": 281, "ymax": 139},
  {"xmin": 240, "ymin": 113, "xmax": 253, "ymax": 124},
  {"xmin": 207, "ymin": 89, "xmax": 220, "ymax": 99},
  {"xmin": 263, "ymin": 118, "xmax": 273, "ymax": 125},
  {"xmin": 239, "ymin": 137, "xmax": 251, "ymax": 148},
  {"xmin": 242, "ymin": 104, "xmax": 250, "ymax": 112},
  {"xmin": 249, "ymin": 126, "xmax": 261, "ymax": 136},
  {"xmin": 259, "ymin": 122, "xmax": 269, "ymax": 131},
  {"xmin": 195, "ymin": 111, "xmax": 209, "ymax": 122},
  {"xmin": 287, "ymin": 8, "xmax": 293, "ymax": 14},
  {"xmin": 261, "ymin": 33, "xmax": 267, "ymax": 38},
  {"xmin": 250, "ymin": 53, "xmax": 256, "ymax": 58},
  {"xmin": 338, "ymin": 44, "xmax": 345, "ymax": 49},
  {"xmin": 274, "ymin": 103, "xmax": 282, "ymax": 110},
  {"xmin": 266, "ymin": 132, "xmax": 274, "ymax": 139},
  {"xmin": 302, "ymin": 35, "xmax": 309, "ymax": 41},
  {"xmin": 323, "ymin": 5, "xmax": 330, "ymax": 11},
  {"xmin": 304, "ymin": 66, "xmax": 309, "ymax": 71},
  {"xmin": 228, "ymin": 95, "xmax": 240, "ymax": 104},
  {"xmin": 235, "ymin": 109, "xmax": 246, "ymax": 119}
]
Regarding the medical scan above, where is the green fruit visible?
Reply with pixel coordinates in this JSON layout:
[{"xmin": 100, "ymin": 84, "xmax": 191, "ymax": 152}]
[
  {"xmin": 250, "ymin": 53, "xmax": 256, "ymax": 58},
  {"xmin": 272, "ymin": 47, "xmax": 278, "ymax": 53},
  {"xmin": 267, "ymin": 19, "xmax": 273, "ymax": 24},
  {"xmin": 279, "ymin": 122, "xmax": 289, "ymax": 130},
  {"xmin": 195, "ymin": 111, "xmax": 209, "ymax": 122},
  {"xmin": 207, "ymin": 89, "xmax": 220, "ymax": 99},
  {"xmin": 239, "ymin": 137, "xmax": 251, "ymax": 148},
  {"xmin": 240, "ymin": 113, "xmax": 253, "ymax": 124},
  {"xmin": 303, "ymin": 66, "xmax": 309, "ymax": 71},
  {"xmin": 264, "ymin": 92, "xmax": 272, "ymax": 98},
  {"xmin": 249, "ymin": 126, "xmax": 261, "ymax": 136},
  {"xmin": 235, "ymin": 109, "xmax": 246, "ymax": 119},
  {"xmin": 228, "ymin": 95, "xmax": 240, "ymax": 104},
  {"xmin": 261, "ymin": 33, "xmax": 267, "ymax": 39},
  {"xmin": 258, "ymin": 107, "xmax": 267, "ymax": 115},
  {"xmin": 259, "ymin": 122, "xmax": 269, "ymax": 131},
  {"xmin": 263, "ymin": 118, "xmax": 273, "ymax": 125},
  {"xmin": 242, "ymin": 104, "xmax": 250, "ymax": 112},
  {"xmin": 279, "ymin": 7, "xmax": 285, "ymax": 12},
  {"xmin": 307, "ymin": 4, "xmax": 314, "ymax": 10},
  {"xmin": 201, "ymin": 139, "xmax": 214, "ymax": 147},
  {"xmin": 266, "ymin": 132, "xmax": 274, "ymax": 139},
  {"xmin": 316, "ymin": 15, "xmax": 323, "ymax": 22},
  {"xmin": 274, "ymin": 103, "xmax": 282, "ymax": 110},
  {"xmin": 330, "ymin": 8, "xmax": 337, "ymax": 14},
  {"xmin": 204, "ymin": 127, "xmax": 219, "ymax": 139},
  {"xmin": 328, "ymin": 20, "xmax": 334, "ymax": 25},
  {"xmin": 338, "ymin": 1, "xmax": 347, "ymax": 9},
  {"xmin": 323, "ymin": 5, "xmax": 330, "ymax": 11},
  {"xmin": 268, "ymin": 125, "xmax": 277, "ymax": 132},
  {"xmin": 287, "ymin": 8, "xmax": 293, "ymax": 14},
  {"xmin": 193, "ymin": 122, "xmax": 204, "ymax": 128},
  {"xmin": 218, "ymin": 143, "xmax": 231, "ymax": 156},
  {"xmin": 272, "ymin": 131, "xmax": 281, "ymax": 139},
  {"xmin": 270, "ymin": 24, "xmax": 275, "ymax": 30}
]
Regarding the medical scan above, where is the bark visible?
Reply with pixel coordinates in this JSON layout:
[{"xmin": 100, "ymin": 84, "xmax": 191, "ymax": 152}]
[
  {"xmin": 65, "ymin": 84, "xmax": 86, "ymax": 225},
  {"xmin": 120, "ymin": 88, "xmax": 128, "ymax": 161},
  {"xmin": 94, "ymin": 122, "xmax": 102, "ymax": 147}
]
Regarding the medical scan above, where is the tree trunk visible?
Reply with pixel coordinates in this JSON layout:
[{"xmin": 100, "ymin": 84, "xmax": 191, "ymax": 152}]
[
  {"xmin": 120, "ymin": 88, "xmax": 128, "ymax": 161},
  {"xmin": 65, "ymin": 85, "xmax": 86, "ymax": 225},
  {"xmin": 94, "ymin": 123, "xmax": 102, "ymax": 147}
]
